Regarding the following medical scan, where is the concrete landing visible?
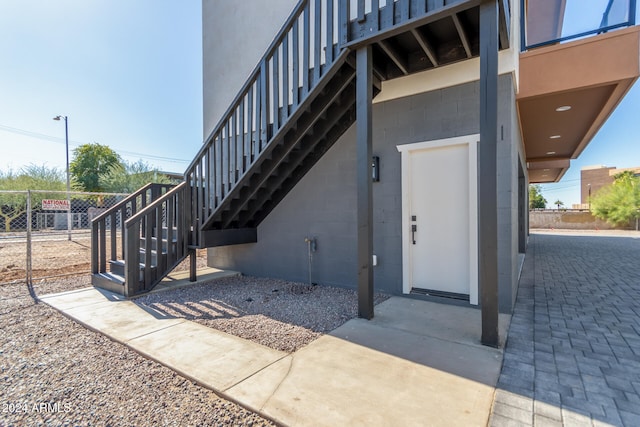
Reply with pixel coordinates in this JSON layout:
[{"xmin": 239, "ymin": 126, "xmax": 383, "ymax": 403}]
[
  {"xmin": 41, "ymin": 284, "xmax": 508, "ymax": 427},
  {"xmin": 144, "ymin": 267, "xmax": 240, "ymax": 295},
  {"xmin": 228, "ymin": 298, "xmax": 508, "ymax": 426}
]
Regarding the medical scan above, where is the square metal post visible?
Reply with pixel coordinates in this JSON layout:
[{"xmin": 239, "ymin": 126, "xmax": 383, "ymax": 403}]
[
  {"xmin": 356, "ymin": 46, "xmax": 374, "ymax": 319},
  {"xmin": 479, "ymin": 0, "xmax": 499, "ymax": 347},
  {"xmin": 189, "ymin": 249, "xmax": 197, "ymax": 282}
]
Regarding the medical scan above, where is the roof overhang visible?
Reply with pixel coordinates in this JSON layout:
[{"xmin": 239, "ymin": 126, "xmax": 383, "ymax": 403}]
[{"xmin": 518, "ymin": 26, "xmax": 640, "ymax": 183}]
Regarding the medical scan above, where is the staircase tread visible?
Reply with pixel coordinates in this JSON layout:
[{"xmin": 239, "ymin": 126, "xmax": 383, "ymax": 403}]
[
  {"xmin": 109, "ymin": 259, "xmax": 157, "ymax": 270},
  {"xmin": 93, "ymin": 272, "xmax": 125, "ymax": 285}
]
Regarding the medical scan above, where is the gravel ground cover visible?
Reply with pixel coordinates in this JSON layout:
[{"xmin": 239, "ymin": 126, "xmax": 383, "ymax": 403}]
[
  {"xmin": 2, "ymin": 269, "xmax": 387, "ymax": 424},
  {"xmin": 136, "ymin": 276, "xmax": 389, "ymax": 352},
  {"xmin": 0, "ymin": 276, "xmax": 274, "ymax": 426}
]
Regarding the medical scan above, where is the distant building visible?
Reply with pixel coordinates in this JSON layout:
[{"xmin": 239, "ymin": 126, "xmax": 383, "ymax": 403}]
[{"xmin": 576, "ymin": 165, "xmax": 640, "ymax": 208}]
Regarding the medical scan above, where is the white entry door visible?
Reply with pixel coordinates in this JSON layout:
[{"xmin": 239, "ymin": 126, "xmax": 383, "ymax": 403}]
[{"xmin": 398, "ymin": 135, "xmax": 478, "ymax": 304}]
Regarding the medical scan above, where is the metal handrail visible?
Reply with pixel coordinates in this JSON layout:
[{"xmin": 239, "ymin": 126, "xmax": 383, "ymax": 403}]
[
  {"xmin": 521, "ymin": 0, "xmax": 637, "ymax": 51},
  {"xmin": 91, "ymin": 183, "xmax": 175, "ymax": 278},
  {"xmin": 123, "ymin": 182, "xmax": 189, "ymax": 296},
  {"xmin": 91, "ymin": 183, "xmax": 172, "ymax": 223},
  {"xmin": 185, "ymin": 0, "xmax": 346, "ymax": 247}
]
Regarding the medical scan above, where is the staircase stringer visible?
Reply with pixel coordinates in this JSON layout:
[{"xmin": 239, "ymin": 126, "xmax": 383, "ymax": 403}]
[{"xmin": 185, "ymin": 0, "xmax": 351, "ymax": 246}]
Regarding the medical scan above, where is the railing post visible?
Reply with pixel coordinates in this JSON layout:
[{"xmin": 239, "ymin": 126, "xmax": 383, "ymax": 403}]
[
  {"xmin": 91, "ymin": 220, "xmax": 98, "ymax": 274},
  {"xmin": 189, "ymin": 249, "xmax": 197, "ymax": 282},
  {"xmin": 326, "ymin": 0, "xmax": 334, "ymax": 63},
  {"xmin": 302, "ymin": 3, "xmax": 310, "ymax": 96},
  {"xmin": 260, "ymin": 60, "xmax": 269, "ymax": 150},
  {"xmin": 357, "ymin": 0, "xmax": 365, "ymax": 22},
  {"xmin": 125, "ymin": 222, "xmax": 140, "ymax": 297},
  {"xmin": 520, "ymin": 0, "xmax": 526, "ymax": 51},
  {"xmin": 99, "ymin": 220, "xmax": 106, "ymax": 273},
  {"xmin": 339, "ymin": 0, "xmax": 350, "ymax": 46},
  {"xmin": 144, "ymin": 212, "xmax": 153, "ymax": 288},
  {"xmin": 26, "ymin": 190, "xmax": 32, "ymax": 288},
  {"xmin": 314, "ymin": 0, "xmax": 322, "ymax": 83},
  {"xmin": 110, "ymin": 212, "xmax": 117, "ymax": 261}
]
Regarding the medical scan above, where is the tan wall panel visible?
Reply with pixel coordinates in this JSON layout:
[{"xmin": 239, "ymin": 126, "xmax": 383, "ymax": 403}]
[{"xmin": 519, "ymin": 26, "xmax": 640, "ymax": 99}]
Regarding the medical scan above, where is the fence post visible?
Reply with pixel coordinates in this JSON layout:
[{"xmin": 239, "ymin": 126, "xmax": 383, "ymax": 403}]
[{"xmin": 26, "ymin": 190, "xmax": 32, "ymax": 287}]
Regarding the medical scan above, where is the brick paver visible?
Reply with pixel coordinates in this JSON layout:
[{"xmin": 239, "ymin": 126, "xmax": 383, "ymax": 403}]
[{"xmin": 490, "ymin": 232, "xmax": 640, "ymax": 427}]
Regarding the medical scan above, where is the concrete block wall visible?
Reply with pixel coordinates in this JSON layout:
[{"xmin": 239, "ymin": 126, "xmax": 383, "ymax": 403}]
[
  {"xmin": 530, "ymin": 211, "xmax": 634, "ymax": 230},
  {"xmin": 208, "ymin": 74, "xmax": 523, "ymax": 312}
]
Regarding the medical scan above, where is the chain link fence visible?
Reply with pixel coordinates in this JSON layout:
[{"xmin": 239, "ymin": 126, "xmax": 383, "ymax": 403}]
[{"xmin": 0, "ymin": 190, "xmax": 128, "ymax": 285}]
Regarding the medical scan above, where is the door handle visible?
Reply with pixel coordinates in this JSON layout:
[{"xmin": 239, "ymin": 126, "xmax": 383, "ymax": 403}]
[{"xmin": 411, "ymin": 224, "xmax": 417, "ymax": 244}]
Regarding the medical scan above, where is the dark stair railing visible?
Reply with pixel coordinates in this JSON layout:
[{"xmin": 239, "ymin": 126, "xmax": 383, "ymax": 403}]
[
  {"xmin": 185, "ymin": 0, "xmax": 351, "ymax": 247},
  {"xmin": 92, "ymin": 0, "xmax": 483, "ymax": 296},
  {"xmin": 122, "ymin": 182, "xmax": 190, "ymax": 296},
  {"xmin": 91, "ymin": 183, "xmax": 190, "ymax": 297}
]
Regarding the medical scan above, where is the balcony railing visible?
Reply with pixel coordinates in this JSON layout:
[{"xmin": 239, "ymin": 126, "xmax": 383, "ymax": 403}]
[{"xmin": 522, "ymin": 0, "xmax": 637, "ymax": 50}]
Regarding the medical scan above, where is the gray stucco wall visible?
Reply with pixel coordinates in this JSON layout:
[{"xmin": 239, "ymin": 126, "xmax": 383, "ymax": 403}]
[
  {"xmin": 208, "ymin": 74, "xmax": 523, "ymax": 313},
  {"xmin": 202, "ymin": 0, "xmax": 298, "ymax": 138},
  {"xmin": 497, "ymin": 75, "xmax": 525, "ymax": 312}
]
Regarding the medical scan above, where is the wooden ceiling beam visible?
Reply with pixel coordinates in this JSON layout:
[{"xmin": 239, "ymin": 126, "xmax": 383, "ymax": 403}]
[
  {"xmin": 452, "ymin": 13, "xmax": 472, "ymax": 58},
  {"xmin": 378, "ymin": 40, "xmax": 409, "ymax": 75},
  {"xmin": 410, "ymin": 28, "xmax": 439, "ymax": 67}
]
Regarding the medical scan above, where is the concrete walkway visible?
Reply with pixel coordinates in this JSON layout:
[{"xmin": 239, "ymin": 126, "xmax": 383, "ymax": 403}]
[
  {"xmin": 41, "ymin": 269, "xmax": 509, "ymax": 426},
  {"xmin": 490, "ymin": 231, "xmax": 640, "ymax": 427}
]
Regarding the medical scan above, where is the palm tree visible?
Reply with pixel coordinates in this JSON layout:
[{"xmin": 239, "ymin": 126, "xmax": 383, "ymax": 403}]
[{"xmin": 554, "ymin": 199, "xmax": 564, "ymax": 210}]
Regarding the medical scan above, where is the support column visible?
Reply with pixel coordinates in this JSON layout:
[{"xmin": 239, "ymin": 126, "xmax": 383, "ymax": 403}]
[
  {"xmin": 356, "ymin": 46, "xmax": 374, "ymax": 319},
  {"xmin": 518, "ymin": 163, "xmax": 526, "ymax": 254},
  {"xmin": 479, "ymin": 0, "xmax": 499, "ymax": 347}
]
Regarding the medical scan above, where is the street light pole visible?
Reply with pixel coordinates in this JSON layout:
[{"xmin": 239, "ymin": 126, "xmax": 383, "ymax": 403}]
[
  {"xmin": 588, "ymin": 183, "xmax": 592, "ymax": 211},
  {"xmin": 53, "ymin": 115, "xmax": 72, "ymax": 241}
]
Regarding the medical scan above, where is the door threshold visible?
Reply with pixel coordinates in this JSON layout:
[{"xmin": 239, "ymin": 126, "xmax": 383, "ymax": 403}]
[{"xmin": 410, "ymin": 287, "xmax": 470, "ymax": 301}]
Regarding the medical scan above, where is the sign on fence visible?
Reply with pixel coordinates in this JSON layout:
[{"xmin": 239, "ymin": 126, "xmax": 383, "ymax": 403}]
[{"xmin": 42, "ymin": 199, "xmax": 70, "ymax": 211}]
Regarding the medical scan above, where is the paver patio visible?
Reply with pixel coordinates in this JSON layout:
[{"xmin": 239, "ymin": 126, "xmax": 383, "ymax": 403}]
[{"xmin": 491, "ymin": 231, "xmax": 640, "ymax": 427}]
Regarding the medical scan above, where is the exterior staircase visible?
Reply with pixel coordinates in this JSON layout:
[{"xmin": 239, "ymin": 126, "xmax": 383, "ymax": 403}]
[{"xmin": 91, "ymin": 0, "xmax": 510, "ymax": 297}]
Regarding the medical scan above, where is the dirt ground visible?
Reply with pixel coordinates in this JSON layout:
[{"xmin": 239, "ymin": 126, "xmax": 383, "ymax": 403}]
[
  {"xmin": 0, "ymin": 234, "xmax": 207, "ymax": 284},
  {"xmin": 0, "ymin": 236, "xmax": 91, "ymax": 283}
]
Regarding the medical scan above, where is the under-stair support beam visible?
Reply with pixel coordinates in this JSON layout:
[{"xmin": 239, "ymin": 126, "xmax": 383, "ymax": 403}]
[
  {"xmin": 238, "ymin": 76, "xmax": 358, "ymax": 227},
  {"xmin": 221, "ymin": 60, "xmax": 356, "ymax": 229},
  {"xmin": 344, "ymin": 0, "xmax": 481, "ymax": 50},
  {"xmin": 201, "ymin": 228, "xmax": 258, "ymax": 247},
  {"xmin": 411, "ymin": 28, "xmax": 439, "ymax": 67},
  {"xmin": 452, "ymin": 13, "xmax": 473, "ymax": 58},
  {"xmin": 356, "ymin": 45, "xmax": 374, "ymax": 320},
  {"xmin": 378, "ymin": 40, "xmax": 409, "ymax": 75},
  {"xmin": 479, "ymin": 0, "xmax": 499, "ymax": 348}
]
